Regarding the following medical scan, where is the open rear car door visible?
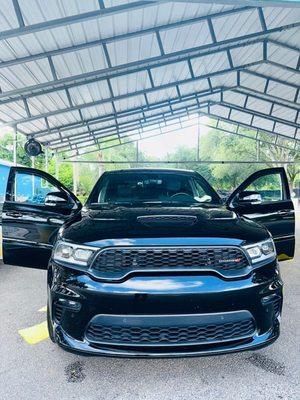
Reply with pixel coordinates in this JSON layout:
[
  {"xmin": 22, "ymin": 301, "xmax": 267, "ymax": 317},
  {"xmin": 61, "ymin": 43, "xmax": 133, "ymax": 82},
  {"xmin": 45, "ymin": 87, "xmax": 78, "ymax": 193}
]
[
  {"xmin": 2, "ymin": 167, "xmax": 81, "ymax": 269},
  {"xmin": 227, "ymin": 167, "xmax": 295, "ymax": 261}
]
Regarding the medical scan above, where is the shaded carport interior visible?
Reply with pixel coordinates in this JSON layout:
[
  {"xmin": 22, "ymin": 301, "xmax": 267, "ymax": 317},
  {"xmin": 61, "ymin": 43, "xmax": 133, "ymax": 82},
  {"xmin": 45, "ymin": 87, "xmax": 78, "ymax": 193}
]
[{"xmin": 0, "ymin": 0, "xmax": 299, "ymax": 161}]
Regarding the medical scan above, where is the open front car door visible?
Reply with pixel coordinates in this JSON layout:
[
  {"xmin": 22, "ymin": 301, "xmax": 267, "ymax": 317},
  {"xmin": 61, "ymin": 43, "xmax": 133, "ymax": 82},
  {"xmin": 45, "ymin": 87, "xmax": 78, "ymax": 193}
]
[
  {"xmin": 227, "ymin": 167, "xmax": 295, "ymax": 261},
  {"xmin": 2, "ymin": 167, "xmax": 81, "ymax": 269}
]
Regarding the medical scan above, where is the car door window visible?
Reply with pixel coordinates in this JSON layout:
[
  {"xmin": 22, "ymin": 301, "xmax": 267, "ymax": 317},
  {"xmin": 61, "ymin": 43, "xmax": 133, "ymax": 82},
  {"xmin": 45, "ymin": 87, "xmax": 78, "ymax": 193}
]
[
  {"xmin": 243, "ymin": 173, "xmax": 283, "ymax": 203},
  {"xmin": 12, "ymin": 172, "xmax": 61, "ymax": 205}
]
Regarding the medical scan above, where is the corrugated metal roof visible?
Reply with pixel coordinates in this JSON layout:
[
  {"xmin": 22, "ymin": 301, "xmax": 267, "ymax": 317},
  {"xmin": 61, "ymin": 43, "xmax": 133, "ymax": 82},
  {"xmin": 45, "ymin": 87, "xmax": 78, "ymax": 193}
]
[{"xmin": 0, "ymin": 0, "xmax": 299, "ymax": 157}]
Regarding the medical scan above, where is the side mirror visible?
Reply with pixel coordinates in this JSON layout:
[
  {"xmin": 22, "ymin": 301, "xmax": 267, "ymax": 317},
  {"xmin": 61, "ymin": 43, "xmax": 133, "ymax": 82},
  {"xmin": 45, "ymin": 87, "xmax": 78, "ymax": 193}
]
[
  {"xmin": 45, "ymin": 191, "xmax": 70, "ymax": 207},
  {"xmin": 234, "ymin": 191, "xmax": 262, "ymax": 206}
]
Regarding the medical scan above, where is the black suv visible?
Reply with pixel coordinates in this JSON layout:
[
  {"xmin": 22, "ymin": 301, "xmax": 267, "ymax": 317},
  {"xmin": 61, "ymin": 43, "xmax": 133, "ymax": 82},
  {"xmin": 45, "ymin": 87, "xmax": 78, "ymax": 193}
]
[{"xmin": 1, "ymin": 167, "xmax": 295, "ymax": 357}]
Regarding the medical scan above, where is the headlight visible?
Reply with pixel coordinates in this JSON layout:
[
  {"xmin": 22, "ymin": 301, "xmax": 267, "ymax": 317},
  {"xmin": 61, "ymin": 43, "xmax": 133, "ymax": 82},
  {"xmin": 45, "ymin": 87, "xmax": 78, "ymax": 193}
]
[
  {"xmin": 53, "ymin": 241, "xmax": 96, "ymax": 266},
  {"xmin": 243, "ymin": 239, "xmax": 276, "ymax": 264}
]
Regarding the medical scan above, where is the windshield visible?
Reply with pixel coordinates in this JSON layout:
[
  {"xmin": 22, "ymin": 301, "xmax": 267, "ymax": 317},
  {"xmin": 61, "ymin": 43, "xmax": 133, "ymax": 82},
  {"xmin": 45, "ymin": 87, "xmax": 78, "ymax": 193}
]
[{"xmin": 89, "ymin": 172, "xmax": 221, "ymax": 206}]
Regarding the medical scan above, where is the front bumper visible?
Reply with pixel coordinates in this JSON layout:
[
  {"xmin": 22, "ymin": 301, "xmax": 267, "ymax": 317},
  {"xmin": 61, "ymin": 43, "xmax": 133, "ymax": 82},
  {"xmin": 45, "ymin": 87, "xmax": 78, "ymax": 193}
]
[
  {"xmin": 48, "ymin": 260, "xmax": 283, "ymax": 357},
  {"xmin": 55, "ymin": 323, "xmax": 279, "ymax": 358}
]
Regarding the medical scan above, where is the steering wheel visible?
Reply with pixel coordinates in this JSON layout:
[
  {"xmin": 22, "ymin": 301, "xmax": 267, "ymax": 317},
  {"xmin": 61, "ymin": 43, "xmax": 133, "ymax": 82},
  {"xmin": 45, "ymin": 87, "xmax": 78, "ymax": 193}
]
[{"xmin": 170, "ymin": 193, "xmax": 195, "ymax": 202}]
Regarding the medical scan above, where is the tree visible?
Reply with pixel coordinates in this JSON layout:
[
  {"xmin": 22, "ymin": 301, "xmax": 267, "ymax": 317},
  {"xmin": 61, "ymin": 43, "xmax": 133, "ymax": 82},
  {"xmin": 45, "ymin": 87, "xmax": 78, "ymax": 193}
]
[
  {"xmin": 258, "ymin": 143, "xmax": 300, "ymax": 191},
  {"xmin": 164, "ymin": 129, "xmax": 300, "ymax": 192},
  {"xmin": 0, "ymin": 131, "xmax": 74, "ymax": 191},
  {"xmin": 166, "ymin": 145, "xmax": 216, "ymax": 186},
  {"xmin": 0, "ymin": 132, "xmax": 32, "ymax": 166},
  {"xmin": 68, "ymin": 142, "xmax": 145, "ymax": 201},
  {"xmin": 199, "ymin": 130, "xmax": 265, "ymax": 190}
]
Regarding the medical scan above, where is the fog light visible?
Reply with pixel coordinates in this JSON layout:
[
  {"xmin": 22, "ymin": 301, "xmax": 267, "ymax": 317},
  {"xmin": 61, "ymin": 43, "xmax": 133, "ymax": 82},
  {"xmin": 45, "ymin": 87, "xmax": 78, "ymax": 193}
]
[{"xmin": 57, "ymin": 298, "xmax": 81, "ymax": 311}]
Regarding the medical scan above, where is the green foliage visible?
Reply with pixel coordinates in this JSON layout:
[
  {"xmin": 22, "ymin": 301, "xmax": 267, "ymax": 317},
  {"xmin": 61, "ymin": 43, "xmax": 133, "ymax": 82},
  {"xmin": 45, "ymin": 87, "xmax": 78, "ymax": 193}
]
[
  {"xmin": 70, "ymin": 142, "xmax": 145, "ymax": 201},
  {"xmin": 0, "ymin": 132, "xmax": 32, "ymax": 167},
  {"xmin": 101, "ymin": 142, "xmax": 141, "ymax": 170},
  {"xmin": 200, "ymin": 130, "xmax": 265, "ymax": 190},
  {"xmin": 158, "ymin": 128, "xmax": 299, "ymax": 191},
  {"xmin": 0, "ymin": 131, "xmax": 74, "ymax": 190},
  {"xmin": 165, "ymin": 130, "xmax": 262, "ymax": 190},
  {"xmin": 49, "ymin": 160, "xmax": 73, "ymax": 191},
  {"xmin": 166, "ymin": 145, "xmax": 215, "ymax": 185}
]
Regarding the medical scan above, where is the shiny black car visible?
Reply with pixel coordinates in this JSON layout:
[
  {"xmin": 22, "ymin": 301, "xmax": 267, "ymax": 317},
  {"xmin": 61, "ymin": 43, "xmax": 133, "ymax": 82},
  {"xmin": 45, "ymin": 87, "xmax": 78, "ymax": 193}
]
[{"xmin": 1, "ymin": 167, "xmax": 295, "ymax": 357}]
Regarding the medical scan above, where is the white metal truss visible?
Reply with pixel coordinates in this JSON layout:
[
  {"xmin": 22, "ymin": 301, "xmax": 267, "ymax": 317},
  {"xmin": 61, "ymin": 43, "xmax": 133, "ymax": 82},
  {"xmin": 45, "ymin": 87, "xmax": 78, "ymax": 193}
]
[{"xmin": 0, "ymin": 0, "xmax": 299, "ymax": 154}]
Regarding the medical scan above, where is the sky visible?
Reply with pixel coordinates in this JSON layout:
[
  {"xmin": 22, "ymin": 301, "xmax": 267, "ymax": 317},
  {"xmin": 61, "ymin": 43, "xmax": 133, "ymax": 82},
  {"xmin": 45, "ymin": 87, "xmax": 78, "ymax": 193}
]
[{"xmin": 138, "ymin": 116, "xmax": 210, "ymax": 159}]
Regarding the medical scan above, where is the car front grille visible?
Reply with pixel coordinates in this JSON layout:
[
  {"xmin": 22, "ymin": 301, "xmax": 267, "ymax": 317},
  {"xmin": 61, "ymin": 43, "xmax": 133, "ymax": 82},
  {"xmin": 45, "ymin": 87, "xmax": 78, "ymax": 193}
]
[
  {"xmin": 90, "ymin": 246, "xmax": 249, "ymax": 279},
  {"xmin": 86, "ymin": 317, "xmax": 255, "ymax": 346}
]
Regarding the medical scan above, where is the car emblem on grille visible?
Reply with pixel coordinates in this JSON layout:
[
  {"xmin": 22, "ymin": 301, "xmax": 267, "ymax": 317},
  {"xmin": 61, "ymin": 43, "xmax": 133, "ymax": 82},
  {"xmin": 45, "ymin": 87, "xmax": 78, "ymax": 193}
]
[{"xmin": 219, "ymin": 258, "xmax": 242, "ymax": 263}]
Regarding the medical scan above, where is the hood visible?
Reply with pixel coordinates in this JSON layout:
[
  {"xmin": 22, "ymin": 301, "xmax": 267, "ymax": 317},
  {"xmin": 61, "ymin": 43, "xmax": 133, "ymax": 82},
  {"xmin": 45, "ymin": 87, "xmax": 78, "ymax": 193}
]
[{"xmin": 61, "ymin": 204, "xmax": 269, "ymax": 246}]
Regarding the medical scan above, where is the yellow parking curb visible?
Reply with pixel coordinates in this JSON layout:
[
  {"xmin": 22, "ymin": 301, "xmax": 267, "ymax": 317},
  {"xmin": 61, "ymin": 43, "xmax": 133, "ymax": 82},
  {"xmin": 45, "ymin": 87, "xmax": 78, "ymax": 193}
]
[
  {"xmin": 18, "ymin": 321, "xmax": 49, "ymax": 344},
  {"xmin": 38, "ymin": 305, "xmax": 47, "ymax": 312}
]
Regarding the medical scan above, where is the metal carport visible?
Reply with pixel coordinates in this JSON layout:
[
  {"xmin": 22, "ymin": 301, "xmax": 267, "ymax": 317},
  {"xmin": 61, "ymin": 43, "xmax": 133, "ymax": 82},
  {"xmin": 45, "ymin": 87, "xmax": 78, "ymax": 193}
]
[{"xmin": 0, "ymin": 0, "xmax": 299, "ymax": 161}]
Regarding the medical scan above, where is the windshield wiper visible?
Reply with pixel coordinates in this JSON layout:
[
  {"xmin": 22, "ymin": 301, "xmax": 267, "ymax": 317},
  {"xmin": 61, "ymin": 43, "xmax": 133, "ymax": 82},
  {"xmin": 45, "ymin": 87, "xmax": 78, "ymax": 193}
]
[
  {"xmin": 92, "ymin": 200, "xmax": 214, "ymax": 208},
  {"xmin": 110, "ymin": 201, "xmax": 150, "ymax": 207},
  {"xmin": 112, "ymin": 200, "xmax": 208, "ymax": 207},
  {"xmin": 130, "ymin": 200, "xmax": 200, "ymax": 207},
  {"xmin": 112, "ymin": 201, "xmax": 177, "ymax": 207}
]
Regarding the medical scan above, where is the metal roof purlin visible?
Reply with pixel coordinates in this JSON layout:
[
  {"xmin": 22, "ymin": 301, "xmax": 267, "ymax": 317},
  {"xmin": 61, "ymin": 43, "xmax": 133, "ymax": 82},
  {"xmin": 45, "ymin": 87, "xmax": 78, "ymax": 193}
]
[
  {"xmin": 0, "ymin": 1, "xmax": 162, "ymax": 41},
  {"xmin": 47, "ymin": 96, "xmax": 299, "ymax": 151},
  {"xmin": 1, "ymin": 14, "xmax": 299, "ymax": 101},
  {"xmin": 58, "ymin": 113, "xmax": 299, "ymax": 161},
  {"xmin": 6, "ymin": 64, "xmax": 299, "ymax": 135},
  {"xmin": 0, "ymin": 6, "xmax": 254, "ymax": 70}
]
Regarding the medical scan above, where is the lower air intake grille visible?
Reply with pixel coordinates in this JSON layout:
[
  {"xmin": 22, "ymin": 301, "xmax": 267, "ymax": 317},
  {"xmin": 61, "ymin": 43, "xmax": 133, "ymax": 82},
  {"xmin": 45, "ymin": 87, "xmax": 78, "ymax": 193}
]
[
  {"xmin": 86, "ymin": 318, "xmax": 255, "ymax": 346},
  {"xmin": 90, "ymin": 246, "xmax": 249, "ymax": 279},
  {"xmin": 53, "ymin": 302, "xmax": 63, "ymax": 323},
  {"xmin": 272, "ymin": 296, "xmax": 282, "ymax": 317}
]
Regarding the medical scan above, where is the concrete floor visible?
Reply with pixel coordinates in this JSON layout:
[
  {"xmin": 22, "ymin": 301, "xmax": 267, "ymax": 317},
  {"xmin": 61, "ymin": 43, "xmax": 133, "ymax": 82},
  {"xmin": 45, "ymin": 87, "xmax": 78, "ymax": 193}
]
[{"xmin": 0, "ymin": 222, "xmax": 299, "ymax": 400}]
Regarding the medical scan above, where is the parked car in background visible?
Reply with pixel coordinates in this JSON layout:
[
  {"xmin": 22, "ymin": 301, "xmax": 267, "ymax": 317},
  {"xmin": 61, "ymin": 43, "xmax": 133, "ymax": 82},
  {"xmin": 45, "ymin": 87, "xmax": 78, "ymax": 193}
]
[{"xmin": 1, "ymin": 167, "xmax": 295, "ymax": 357}]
